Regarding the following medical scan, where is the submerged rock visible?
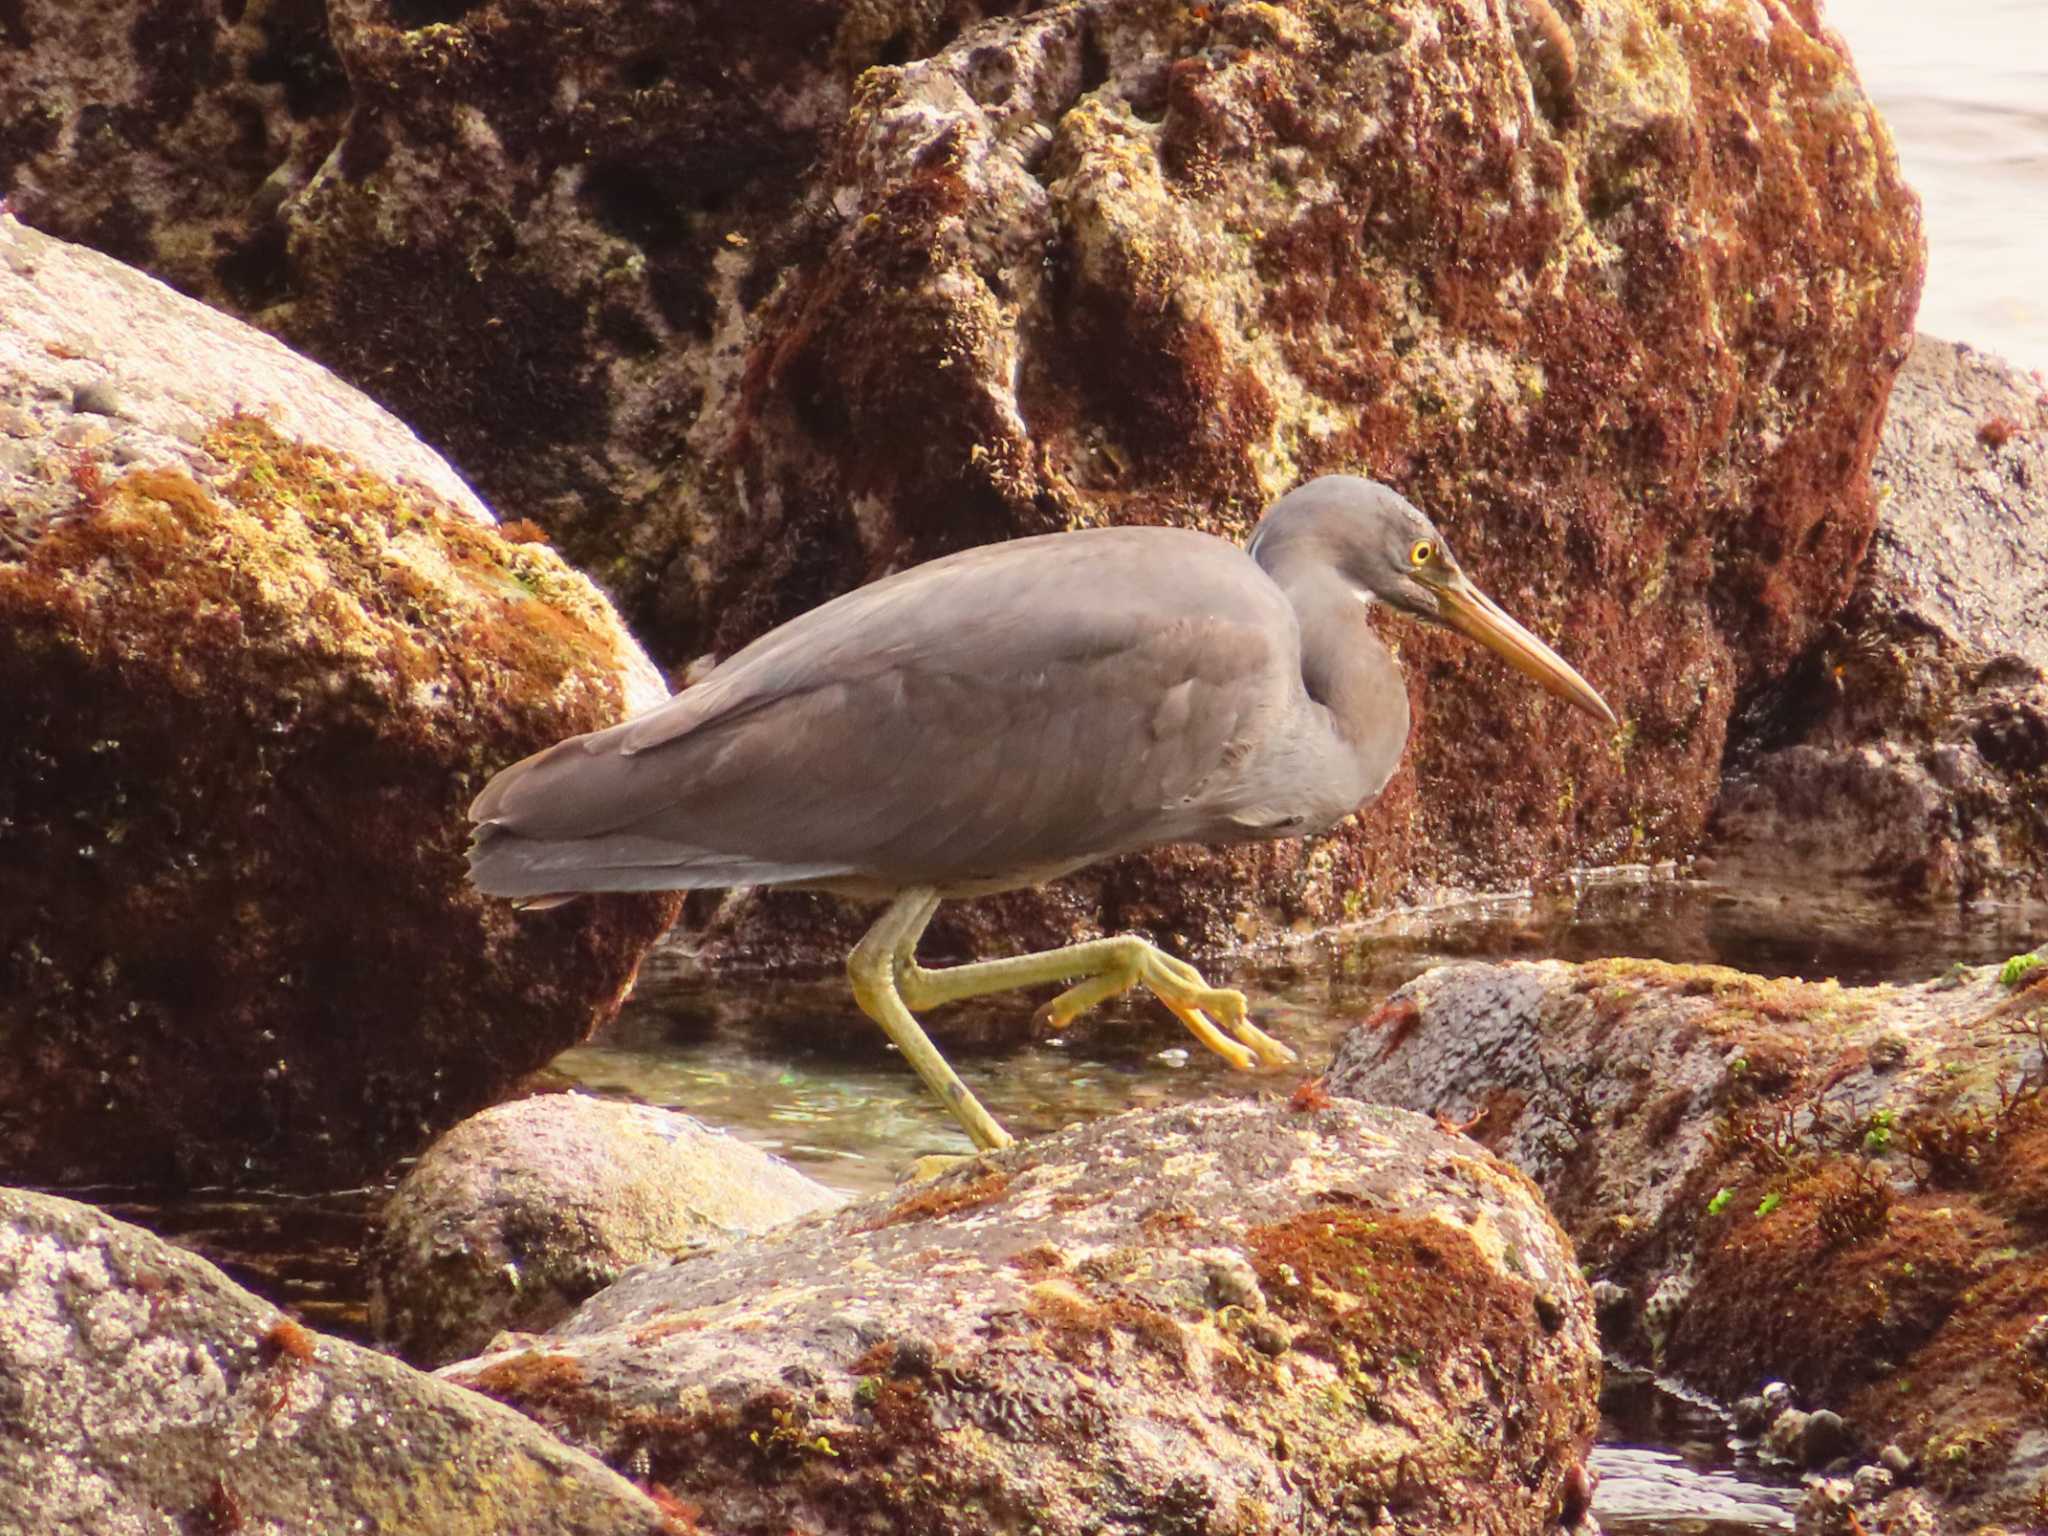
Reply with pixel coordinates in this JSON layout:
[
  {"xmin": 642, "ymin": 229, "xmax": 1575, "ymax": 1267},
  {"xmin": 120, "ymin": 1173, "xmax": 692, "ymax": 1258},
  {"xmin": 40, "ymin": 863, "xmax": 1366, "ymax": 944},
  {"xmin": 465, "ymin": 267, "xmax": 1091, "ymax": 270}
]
[
  {"xmin": 0, "ymin": 1188, "xmax": 680, "ymax": 1535},
  {"xmin": 1328, "ymin": 956, "xmax": 2048, "ymax": 1528},
  {"xmin": 445, "ymin": 1099, "xmax": 1600, "ymax": 1535},
  {"xmin": 0, "ymin": 218, "xmax": 679, "ymax": 1189},
  {"xmin": 1715, "ymin": 336, "xmax": 2048, "ymax": 900},
  {"xmin": 7, "ymin": 0, "xmax": 1922, "ymax": 953},
  {"xmin": 370, "ymin": 1093, "xmax": 842, "ymax": 1367}
]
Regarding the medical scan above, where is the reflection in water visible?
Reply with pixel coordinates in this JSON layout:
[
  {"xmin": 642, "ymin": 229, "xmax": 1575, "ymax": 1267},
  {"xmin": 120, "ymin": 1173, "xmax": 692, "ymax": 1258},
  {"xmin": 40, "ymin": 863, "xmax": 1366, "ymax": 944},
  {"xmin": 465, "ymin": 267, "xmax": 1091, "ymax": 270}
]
[
  {"xmin": 83, "ymin": 1186, "xmax": 387, "ymax": 1342},
  {"xmin": 1595, "ymin": 1371, "xmax": 1801, "ymax": 1534}
]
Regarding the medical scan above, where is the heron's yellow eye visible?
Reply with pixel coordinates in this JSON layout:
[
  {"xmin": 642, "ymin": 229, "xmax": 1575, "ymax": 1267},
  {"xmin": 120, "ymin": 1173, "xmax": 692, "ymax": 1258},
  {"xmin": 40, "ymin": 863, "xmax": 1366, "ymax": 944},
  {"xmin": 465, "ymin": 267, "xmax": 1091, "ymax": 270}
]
[{"xmin": 1410, "ymin": 540, "xmax": 1436, "ymax": 567}]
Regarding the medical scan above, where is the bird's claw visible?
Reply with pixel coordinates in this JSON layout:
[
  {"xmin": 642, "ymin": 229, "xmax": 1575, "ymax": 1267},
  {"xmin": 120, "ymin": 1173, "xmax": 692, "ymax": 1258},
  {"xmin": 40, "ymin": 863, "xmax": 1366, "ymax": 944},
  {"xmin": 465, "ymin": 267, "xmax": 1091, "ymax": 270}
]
[
  {"xmin": 1027, "ymin": 942, "xmax": 1296, "ymax": 1074},
  {"xmin": 1153, "ymin": 971, "xmax": 1296, "ymax": 1074}
]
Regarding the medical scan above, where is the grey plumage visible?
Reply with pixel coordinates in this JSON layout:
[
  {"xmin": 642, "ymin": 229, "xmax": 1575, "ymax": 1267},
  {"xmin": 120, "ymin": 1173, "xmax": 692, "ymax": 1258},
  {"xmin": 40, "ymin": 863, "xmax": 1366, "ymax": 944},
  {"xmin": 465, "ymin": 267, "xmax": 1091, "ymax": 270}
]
[{"xmin": 474, "ymin": 509, "xmax": 1379, "ymax": 901}]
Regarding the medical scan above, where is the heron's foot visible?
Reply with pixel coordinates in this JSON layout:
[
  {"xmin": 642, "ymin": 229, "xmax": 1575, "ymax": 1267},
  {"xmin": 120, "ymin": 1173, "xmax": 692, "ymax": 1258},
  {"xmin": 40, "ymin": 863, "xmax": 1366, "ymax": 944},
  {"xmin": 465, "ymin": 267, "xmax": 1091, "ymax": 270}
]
[{"xmin": 1033, "ymin": 938, "xmax": 1296, "ymax": 1073}]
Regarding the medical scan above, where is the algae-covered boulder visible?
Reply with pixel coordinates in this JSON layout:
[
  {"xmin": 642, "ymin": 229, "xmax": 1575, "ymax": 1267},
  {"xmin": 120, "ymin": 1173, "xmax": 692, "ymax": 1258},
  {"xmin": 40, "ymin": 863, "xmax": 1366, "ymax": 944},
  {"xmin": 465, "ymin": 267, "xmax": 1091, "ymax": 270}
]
[
  {"xmin": 445, "ymin": 1099, "xmax": 1600, "ymax": 1536},
  {"xmin": 1715, "ymin": 336, "xmax": 2048, "ymax": 901},
  {"xmin": 1328, "ymin": 956, "xmax": 2048, "ymax": 1528},
  {"xmin": 370, "ymin": 1093, "xmax": 842, "ymax": 1367},
  {"xmin": 0, "ymin": 1188, "xmax": 684, "ymax": 1535},
  {"xmin": 0, "ymin": 216, "xmax": 679, "ymax": 1189},
  {"xmin": 6, "ymin": 0, "xmax": 1923, "ymax": 955}
]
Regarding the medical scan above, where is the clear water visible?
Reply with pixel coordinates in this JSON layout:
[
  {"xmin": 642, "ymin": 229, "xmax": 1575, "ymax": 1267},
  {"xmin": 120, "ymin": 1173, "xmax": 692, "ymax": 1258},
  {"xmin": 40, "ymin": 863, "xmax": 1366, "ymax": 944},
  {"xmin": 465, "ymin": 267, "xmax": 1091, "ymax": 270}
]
[
  {"xmin": 1598, "ymin": 1371, "xmax": 1801, "ymax": 1534},
  {"xmin": 554, "ymin": 865, "xmax": 2043, "ymax": 1193},
  {"xmin": 84, "ymin": 868, "xmax": 2042, "ymax": 1533}
]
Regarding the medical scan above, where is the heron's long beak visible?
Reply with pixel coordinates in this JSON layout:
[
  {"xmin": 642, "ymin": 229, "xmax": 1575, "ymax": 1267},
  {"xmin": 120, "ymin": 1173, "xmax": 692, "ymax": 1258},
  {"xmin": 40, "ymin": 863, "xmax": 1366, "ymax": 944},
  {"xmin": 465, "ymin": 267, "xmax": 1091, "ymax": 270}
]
[{"xmin": 1426, "ymin": 571, "xmax": 1616, "ymax": 723}]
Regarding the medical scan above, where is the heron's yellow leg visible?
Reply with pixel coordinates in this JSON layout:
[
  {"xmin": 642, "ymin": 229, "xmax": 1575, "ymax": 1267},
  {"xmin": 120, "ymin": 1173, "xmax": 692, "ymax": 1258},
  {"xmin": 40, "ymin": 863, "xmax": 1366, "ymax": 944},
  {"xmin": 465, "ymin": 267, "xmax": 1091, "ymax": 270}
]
[
  {"xmin": 849, "ymin": 890, "xmax": 1015, "ymax": 1152},
  {"xmin": 897, "ymin": 929, "xmax": 1296, "ymax": 1072}
]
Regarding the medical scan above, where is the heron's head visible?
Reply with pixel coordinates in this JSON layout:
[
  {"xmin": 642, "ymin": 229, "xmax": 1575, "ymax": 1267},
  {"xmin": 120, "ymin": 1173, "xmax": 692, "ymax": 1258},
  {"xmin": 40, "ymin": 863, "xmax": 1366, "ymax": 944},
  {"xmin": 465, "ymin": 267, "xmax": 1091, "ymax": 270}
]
[{"xmin": 1250, "ymin": 476, "xmax": 1615, "ymax": 723}]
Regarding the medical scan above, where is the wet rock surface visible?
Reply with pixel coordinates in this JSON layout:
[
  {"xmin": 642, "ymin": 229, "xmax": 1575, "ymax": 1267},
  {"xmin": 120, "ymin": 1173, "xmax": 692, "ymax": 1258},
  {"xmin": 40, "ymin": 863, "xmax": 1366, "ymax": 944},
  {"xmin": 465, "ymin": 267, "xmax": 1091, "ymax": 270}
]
[
  {"xmin": 0, "ymin": 1187, "xmax": 681, "ymax": 1536},
  {"xmin": 1329, "ymin": 956, "xmax": 2048, "ymax": 1529},
  {"xmin": 5, "ymin": 0, "xmax": 1923, "ymax": 956},
  {"xmin": 370, "ymin": 1093, "xmax": 842, "ymax": 1368},
  {"xmin": 1715, "ymin": 336, "xmax": 2048, "ymax": 901},
  {"xmin": 0, "ymin": 218, "xmax": 679, "ymax": 1190},
  {"xmin": 444, "ymin": 1099, "xmax": 1600, "ymax": 1535}
]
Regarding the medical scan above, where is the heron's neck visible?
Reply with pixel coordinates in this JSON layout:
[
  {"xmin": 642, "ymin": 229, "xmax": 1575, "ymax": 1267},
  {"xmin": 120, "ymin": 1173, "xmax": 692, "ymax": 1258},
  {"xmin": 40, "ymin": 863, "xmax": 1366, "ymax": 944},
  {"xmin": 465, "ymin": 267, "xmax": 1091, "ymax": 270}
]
[{"xmin": 1266, "ymin": 556, "xmax": 1412, "ymax": 803}]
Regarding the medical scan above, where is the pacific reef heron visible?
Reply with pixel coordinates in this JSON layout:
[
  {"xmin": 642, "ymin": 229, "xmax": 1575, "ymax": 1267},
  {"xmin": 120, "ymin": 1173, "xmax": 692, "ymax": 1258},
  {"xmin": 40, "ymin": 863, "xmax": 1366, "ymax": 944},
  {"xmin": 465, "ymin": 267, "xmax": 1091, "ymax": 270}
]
[{"xmin": 468, "ymin": 476, "xmax": 1614, "ymax": 1150}]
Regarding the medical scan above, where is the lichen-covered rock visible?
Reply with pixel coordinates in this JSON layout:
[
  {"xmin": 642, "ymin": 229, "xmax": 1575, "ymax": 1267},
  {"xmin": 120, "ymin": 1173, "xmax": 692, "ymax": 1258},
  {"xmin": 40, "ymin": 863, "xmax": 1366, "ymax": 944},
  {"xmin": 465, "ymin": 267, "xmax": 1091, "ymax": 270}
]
[
  {"xmin": 0, "ymin": 1188, "xmax": 683, "ymax": 1536},
  {"xmin": 370, "ymin": 1093, "xmax": 842, "ymax": 1367},
  {"xmin": 445, "ymin": 1099, "xmax": 1600, "ymax": 1536},
  {"xmin": 1715, "ymin": 337, "xmax": 2048, "ymax": 901},
  {"xmin": 0, "ymin": 217, "xmax": 679, "ymax": 1189},
  {"xmin": 6, "ymin": 0, "xmax": 1923, "ymax": 956},
  {"xmin": 1327, "ymin": 956, "xmax": 2048, "ymax": 1528}
]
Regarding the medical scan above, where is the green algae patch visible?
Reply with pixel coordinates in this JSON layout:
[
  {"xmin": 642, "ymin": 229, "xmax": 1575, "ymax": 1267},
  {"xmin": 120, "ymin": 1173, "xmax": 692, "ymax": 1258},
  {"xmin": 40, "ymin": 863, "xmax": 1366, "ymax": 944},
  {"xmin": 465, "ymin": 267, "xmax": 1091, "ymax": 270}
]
[{"xmin": 2001, "ymin": 951, "xmax": 2044, "ymax": 989}]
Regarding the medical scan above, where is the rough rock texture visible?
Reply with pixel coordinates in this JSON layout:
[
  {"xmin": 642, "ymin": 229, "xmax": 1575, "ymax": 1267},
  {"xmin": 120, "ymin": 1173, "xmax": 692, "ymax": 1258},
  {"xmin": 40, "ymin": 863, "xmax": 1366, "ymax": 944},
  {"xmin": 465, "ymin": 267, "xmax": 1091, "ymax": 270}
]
[
  {"xmin": 445, "ymin": 1099, "xmax": 1600, "ymax": 1535},
  {"xmin": 1715, "ymin": 337, "xmax": 2048, "ymax": 901},
  {"xmin": 4, "ymin": 0, "xmax": 1924, "ymax": 956},
  {"xmin": 370, "ymin": 1093, "xmax": 842, "ymax": 1368},
  {"xmin": 0, "ymin": 1188, "xmax": 683, "ymax": 1536},
  {"xmin": 0, "ymin": 218, "xmax": 679, "ymax": 1190},
  {"xmin": 1328, "ymin": 956, "xmax": 2048, "ymax": 1529}
]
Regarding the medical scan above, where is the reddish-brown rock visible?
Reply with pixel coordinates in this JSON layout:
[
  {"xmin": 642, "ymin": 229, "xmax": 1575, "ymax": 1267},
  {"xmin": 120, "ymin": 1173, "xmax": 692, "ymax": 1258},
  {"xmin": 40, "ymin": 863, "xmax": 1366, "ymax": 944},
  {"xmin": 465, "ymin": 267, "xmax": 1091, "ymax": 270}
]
[
  {"xmin": 5, "ymin": 0, "xmax": 1924, "ymax": 955},
  {"xmin": 446, "ymin": 1099, "xmax": 1601, "ymax": 1536},
  {"xmin": 1328, "ymin": 955, "xmax": 2048, "ymax": 1529},
  {"xmin": 0, "ymin": 217, "xmax": 678, "ymax": 1189}
]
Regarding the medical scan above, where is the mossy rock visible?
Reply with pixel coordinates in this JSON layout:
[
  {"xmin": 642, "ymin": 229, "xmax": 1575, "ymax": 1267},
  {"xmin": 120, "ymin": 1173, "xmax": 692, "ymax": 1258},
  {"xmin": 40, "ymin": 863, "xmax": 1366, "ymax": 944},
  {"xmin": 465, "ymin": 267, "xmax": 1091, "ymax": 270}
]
[{"xmin": 0, "ymin": 218, "xmax": 678, "ymax": 1188}]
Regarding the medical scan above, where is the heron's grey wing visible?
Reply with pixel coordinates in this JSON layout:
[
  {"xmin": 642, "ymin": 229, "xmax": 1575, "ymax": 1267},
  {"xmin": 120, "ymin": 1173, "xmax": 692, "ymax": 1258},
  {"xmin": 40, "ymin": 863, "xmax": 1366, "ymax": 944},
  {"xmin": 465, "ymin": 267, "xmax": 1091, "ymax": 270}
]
[{"xmin": 468, "ymin": 527, "xmax": 1304, "ymax": 894}]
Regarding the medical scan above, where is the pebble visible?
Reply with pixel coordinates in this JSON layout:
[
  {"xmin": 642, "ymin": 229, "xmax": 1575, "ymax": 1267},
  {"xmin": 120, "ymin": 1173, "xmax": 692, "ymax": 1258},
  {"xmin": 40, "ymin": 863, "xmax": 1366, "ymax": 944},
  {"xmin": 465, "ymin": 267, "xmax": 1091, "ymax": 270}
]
[
  {"xmin": 72, "ymin": 379, "xmax": 125, "ymax": 417},
  {"xmin": 1642, "ymin": 1269, "xmax": 1694, "ymax": 1356},
  {"xmin": 2020, "ymin": 1313, "xmax": 2048, "ymax": 1360},
  {"xmin": 1879, "ymin": 1442, "xmax": 1915, "ymax": 1479},
  {"xmin": 1794, "ymin": 1477, "xmax": 1854, "ymax": 1536},
  {"xmin": 1850, "ymin": 1462, "xmax": 1893, "ymax": 1503},
  {"xmin": 1801, "ymin": 1407, "xmax": 1854, "ymax": 1467},
  {"xmin": 1764, "ymin": 1407, "xmax": 1810, "ymax": 1464},
  {"xmin": 1867, "ymin": 1030, "xmax": 1909, "ymax": 1070},
  {"xmin": 1589, "ymin": 1278, "xmax": 1633, "ymax": 1345},
  {"xmin": 1731, "ymin": 1393, "xmax": 1770, "ymax": 1437}
]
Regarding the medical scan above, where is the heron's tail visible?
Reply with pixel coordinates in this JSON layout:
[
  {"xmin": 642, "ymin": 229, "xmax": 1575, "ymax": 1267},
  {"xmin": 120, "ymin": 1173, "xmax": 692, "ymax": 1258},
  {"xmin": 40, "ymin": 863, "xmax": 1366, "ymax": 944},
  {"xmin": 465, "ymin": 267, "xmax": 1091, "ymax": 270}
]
[{"xmin": 465, "ymin": 821, "xmax": 851, "ymax": 903}]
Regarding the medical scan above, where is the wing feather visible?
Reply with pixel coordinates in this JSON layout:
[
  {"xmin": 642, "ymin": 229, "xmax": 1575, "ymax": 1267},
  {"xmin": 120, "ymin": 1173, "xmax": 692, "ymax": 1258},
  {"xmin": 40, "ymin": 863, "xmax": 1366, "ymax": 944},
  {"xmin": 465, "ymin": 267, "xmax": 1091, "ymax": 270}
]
[{"xmin": 468, "ymin": 526, "xmax": 1303, "ymax": 892}]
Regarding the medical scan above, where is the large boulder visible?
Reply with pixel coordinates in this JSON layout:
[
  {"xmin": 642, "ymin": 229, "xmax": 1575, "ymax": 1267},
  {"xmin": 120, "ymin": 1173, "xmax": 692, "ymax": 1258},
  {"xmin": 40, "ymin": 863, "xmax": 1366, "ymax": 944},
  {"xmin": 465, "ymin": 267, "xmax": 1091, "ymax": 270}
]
[
  {"xmin": 369, "ymin": 1093, "xmax": 842, "ymax": 1368},
  {"xmin": 0, "ymin": 216, "xmax": 679, "ymax": 1190},
  {"xmin": 0, "ymin": 1188, "xmax": 684, "ymax": 1535},
  {"xmin": 5, "ymin": 0, "xmax": 1924, "ymax": 954},
  {"xmin": 1327, "ymin": 956, "xmax": 2048, "ymax": 1529},
  {"xmin": 446, "ymin": 1099, "xmax": 1601, "ymax": 1535},
  {"xmin": 1714, "ymin": 336, "xmax": 2048, "ymax": 901}
]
